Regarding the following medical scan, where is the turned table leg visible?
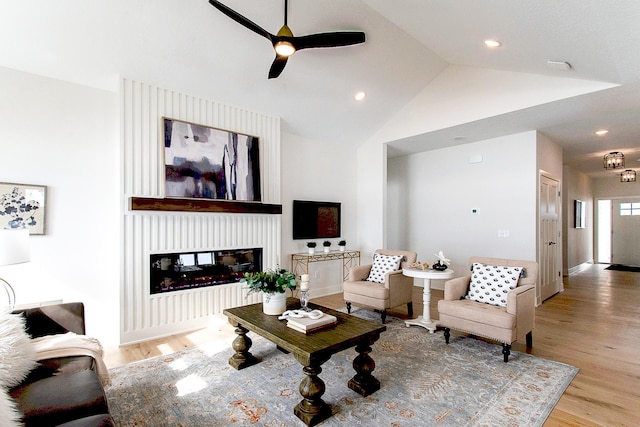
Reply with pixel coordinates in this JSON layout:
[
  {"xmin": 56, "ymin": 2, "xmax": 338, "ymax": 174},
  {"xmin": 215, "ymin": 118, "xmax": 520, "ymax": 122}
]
[
  {"xmin": 293, "ymin": 355, "xmax": 331, "ymax": 426},
  {"xmin": 348, "ymin": 338, "xmax": 380, "ymax": 397},
  {"xmin": 228, "ymin": 324, "xmax": 260, "ymax": 370}
]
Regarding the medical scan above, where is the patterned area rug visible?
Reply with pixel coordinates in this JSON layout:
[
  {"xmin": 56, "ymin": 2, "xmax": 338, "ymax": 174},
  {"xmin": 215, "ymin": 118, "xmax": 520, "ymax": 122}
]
[{"xmin": 106, "ymin": 309, "xmax": 577, "ymax": 426}]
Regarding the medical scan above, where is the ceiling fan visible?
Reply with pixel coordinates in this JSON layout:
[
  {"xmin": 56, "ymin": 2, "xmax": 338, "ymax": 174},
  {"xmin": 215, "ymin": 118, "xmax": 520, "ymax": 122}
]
[{"xmin": 208, "ymin": 0, "xmax": 366, "ymax": 79}]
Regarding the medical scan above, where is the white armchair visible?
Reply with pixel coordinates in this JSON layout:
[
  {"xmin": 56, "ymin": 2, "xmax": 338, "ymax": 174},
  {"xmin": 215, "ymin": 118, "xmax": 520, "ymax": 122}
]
[{"xmin": 437, "ymin": 256, "xmax": 537, "ymax": 362}]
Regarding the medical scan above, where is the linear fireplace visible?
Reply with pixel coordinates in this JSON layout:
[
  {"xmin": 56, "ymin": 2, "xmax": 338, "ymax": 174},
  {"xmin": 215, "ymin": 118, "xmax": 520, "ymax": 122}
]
[{"xmin": 150, "ymin": 248, "xmax": 263, "ymax": 294}]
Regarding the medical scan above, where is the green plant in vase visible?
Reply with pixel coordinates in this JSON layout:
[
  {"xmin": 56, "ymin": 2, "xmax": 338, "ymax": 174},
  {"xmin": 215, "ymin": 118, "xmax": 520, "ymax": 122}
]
[
  {"xmin": 241, "ymin": 267, "xmax": 297, "ymax": 315},
  {"xmin": 241, "ymin": 267, "xmax": 297, "ymax": 295}
]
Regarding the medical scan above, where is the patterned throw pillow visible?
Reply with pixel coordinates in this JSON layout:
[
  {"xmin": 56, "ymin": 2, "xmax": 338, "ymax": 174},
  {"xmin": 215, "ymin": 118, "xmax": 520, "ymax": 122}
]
[
  {"xmin": 366, "ymin": 253, "xmax": 404, "ymax": 284},
  {"xmin": 466, "ymin": 263, "xmax": 523, "ymax": 307}
]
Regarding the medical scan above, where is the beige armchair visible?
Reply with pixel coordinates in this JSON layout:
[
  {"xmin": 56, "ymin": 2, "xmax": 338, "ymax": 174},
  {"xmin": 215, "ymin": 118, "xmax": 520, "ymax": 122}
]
[
  {"xmin": 343, "ymin": 249, "xmax": 417, "ymax": 323},
  {"xmin": 437, "ymin": 256, "xmax": 537, "ymax": 362}
]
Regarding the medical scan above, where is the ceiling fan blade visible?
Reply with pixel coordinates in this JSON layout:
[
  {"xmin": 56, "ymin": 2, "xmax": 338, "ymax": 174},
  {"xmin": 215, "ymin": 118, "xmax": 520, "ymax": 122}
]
[
  {"xmin": 292, "ymin": 31, "xmax": 365, "ymax": 51},
  {"xmin": 268, "ymin": 55, "xmax": 289, "ymax": 79},
  {"xmin": 208, "ymin": 0, "xmax": 273, "ymax": 41}
]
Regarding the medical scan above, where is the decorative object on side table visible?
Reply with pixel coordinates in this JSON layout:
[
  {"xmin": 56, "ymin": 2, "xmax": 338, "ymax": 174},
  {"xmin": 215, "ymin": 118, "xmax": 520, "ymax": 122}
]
[
  {"xmin": 241, "ymin": 267, "xmax": 297, "ymax": 315},
  {"xmin": 306, "ymin": 241, "xmax": 316, "ymax": 255},
  {"xmin": 299, "ymin": 274, "xmax": 310, "ymax": 311},
  {"xmin": 338, "ymin": 240, "xmax": 346, "ymax": 252},
  {"xmin": 432, "ymin": 250, "xmax": 451, "ymax": 271},
  {"xmin": 323, "ymin": 240, "xmax": 331, "ymax": 253},
  {"xmin": 410, "ymin": 261, "xmax": 430, "ymax": 270}
]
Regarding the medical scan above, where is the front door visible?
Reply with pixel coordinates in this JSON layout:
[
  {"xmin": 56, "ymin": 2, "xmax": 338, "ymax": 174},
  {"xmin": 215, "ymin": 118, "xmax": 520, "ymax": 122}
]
[
  {"xmin": 539, "ymin": 175, "xmax": 561, "ymax": 303},
  {"xmin": 612, "ymin": 199, "xmax": 640, "ymax": 267}
]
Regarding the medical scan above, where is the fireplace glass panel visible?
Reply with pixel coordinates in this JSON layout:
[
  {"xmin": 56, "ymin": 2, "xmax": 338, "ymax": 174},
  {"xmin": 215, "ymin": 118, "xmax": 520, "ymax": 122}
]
[{"xmin": 150, "ymin": 248, "xmax": 262, "ymax": 294}]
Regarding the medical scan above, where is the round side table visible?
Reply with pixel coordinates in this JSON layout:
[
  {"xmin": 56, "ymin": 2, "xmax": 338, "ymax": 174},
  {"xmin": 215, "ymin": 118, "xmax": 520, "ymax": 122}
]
[{"xmin": 402, "ymin": 268, "xmax": 454, "ymax": 333}]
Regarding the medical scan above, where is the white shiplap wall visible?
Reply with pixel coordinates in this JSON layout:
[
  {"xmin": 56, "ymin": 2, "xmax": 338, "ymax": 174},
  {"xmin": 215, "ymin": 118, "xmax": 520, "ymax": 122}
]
[{"xmin": 120, "ymin": 78, "xmax": 281, "ymax": 344}]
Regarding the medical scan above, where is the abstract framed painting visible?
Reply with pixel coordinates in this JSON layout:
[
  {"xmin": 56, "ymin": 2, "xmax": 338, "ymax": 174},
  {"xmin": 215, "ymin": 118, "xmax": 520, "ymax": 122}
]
[
  {"xmin": 0, "ymin": 182, "xmax": 47, "ymax": 235},
  {"xmin": 162, "ymin": 117, "xmax": 261, "ymax": 202}
]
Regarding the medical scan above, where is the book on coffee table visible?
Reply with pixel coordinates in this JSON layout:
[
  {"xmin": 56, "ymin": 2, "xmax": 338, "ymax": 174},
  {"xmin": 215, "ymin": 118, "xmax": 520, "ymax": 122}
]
[{"xmin": 287, "ymin": 313, "xmax": 338, "ymax": 333}]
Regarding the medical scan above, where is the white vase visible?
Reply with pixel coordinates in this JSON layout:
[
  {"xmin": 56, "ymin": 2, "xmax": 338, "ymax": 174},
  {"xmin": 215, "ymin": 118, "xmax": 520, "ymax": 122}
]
[
  {"xmin": 262, "ymin": 291, "xmax": 287, "ymax": 315},
  {"xmin": 339, "ymin": 246, "xmax": 345, "ymax": 252},
  {"xmin": 324, "ymin": 246, "xmax": 330, "ymax": 253},
  {"xmin": 308, "ymin": 247, "xmax": 315, "ymax": 255}
]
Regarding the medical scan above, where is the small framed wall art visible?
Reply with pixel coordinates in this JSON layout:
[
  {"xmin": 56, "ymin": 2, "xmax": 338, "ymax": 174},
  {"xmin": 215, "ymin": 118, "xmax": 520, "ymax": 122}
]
[
  {"xmin": 0, "ymin": 182, "xmax": 47, "ymax": 235},
  {"xmin": 574, "ymin": 199, "xmax": 585, "ymax": 229},
  {"xmin": 162, "ymin": 117, "xmax": 262, "ymax": 202}
]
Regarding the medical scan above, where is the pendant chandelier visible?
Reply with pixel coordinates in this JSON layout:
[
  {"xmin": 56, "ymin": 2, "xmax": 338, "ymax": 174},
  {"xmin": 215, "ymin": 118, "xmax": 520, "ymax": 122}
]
[
  {"xmin": 620, "ymin": 169, "xmax": 636, "ymax": 182},
  {"xmin": 603, "ymin": 151, "xmax": 625, "ymax": 169}
]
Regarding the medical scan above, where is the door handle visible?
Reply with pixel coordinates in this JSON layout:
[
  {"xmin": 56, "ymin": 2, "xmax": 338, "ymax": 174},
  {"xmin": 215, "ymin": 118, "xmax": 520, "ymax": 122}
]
[{"xmin": 548, "ymin": 242, "xmax": 556, "ymax": 245}]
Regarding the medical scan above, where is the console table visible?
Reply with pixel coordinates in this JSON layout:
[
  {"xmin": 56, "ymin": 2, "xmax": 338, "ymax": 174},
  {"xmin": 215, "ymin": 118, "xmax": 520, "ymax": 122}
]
[{"xmin": 291, "ymin": 250, "xmax": 360, "ymax": 281}]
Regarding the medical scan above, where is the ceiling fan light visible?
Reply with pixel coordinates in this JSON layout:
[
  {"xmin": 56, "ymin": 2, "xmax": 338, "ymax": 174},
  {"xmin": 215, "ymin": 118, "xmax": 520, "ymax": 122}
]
[
  {"xmin": 274, "ymin": 24, "xmax": 295, "ymax": 56},
  {"xmin": 274, "ymin": 41, "xmax": 295, "ymax": 56}
]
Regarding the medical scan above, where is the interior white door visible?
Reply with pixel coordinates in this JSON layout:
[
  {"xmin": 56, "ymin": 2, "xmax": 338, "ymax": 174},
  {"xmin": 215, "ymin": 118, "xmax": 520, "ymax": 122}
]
[
  {"xmin": 539, "ymin": 175, "xmax": 561, "ymax": 302},
  {"xmin": 611, "ymin": 199, "xmax": 640, "ymax": 267}
]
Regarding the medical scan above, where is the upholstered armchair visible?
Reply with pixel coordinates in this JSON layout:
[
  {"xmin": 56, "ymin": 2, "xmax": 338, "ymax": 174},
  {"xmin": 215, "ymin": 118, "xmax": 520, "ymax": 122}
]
[
  {"xmin": 437, "ymin": 256, "xmax": 538, "ymax": 362},
  {"xmin": 343, "ymin": 249, "xmax": 417, "ymax": 323}
]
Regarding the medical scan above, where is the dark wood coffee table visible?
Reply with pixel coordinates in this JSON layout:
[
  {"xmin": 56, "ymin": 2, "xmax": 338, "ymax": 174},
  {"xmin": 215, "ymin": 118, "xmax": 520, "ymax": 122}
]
[{"xmin": 223, "ymin": 298, "xmax": 386, "ymax": 426}]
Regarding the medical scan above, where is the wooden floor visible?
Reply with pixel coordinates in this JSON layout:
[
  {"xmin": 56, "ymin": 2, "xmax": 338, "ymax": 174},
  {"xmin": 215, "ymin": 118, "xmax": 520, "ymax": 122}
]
[{"xmin": 105, "ymin": 264, "xmax": 640, "ymax": 427}]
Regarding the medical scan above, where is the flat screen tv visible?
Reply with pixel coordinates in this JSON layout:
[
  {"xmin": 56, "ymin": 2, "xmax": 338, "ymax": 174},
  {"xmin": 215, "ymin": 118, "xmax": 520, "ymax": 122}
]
[{"xmin": 293, "ymin": 200, "xmax": 341, "ymax": 240}]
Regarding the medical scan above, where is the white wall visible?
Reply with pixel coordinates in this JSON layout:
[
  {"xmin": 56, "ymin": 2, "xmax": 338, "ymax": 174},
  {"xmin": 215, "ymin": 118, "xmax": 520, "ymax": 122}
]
[
  {"xmin": 387, "ymin": 131, "xmax": 538, "ymax": 279},
  {"xmin": 592, "ymin": 175, "xmax": 640, "ymax": 198},
  {"xmin": 0, "ymin": 66, "xmax": 120, "ymax": 344},
  {"xmin": 537, "ymin": 132, "xmax": 563, "ymax": 179},
  {"xmin": 563, "ymin": 166, "xmax": 593, "ymax": 272},
  {"xmin": 281, "ymin": 132, "xmax": 359, "ymax": 296}
]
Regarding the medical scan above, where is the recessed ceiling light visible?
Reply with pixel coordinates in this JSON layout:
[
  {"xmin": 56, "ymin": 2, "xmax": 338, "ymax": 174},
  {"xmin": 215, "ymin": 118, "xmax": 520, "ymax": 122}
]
[
  {"xmin": 484, "ymin": 39, "xmax": 501, "ymax": 48},
  {"xmin": 595, "ymin": 129, "xmax": 609, "ymax": 136},
  {"xmin": 354, "ymin": 91, "xmax": 366, "ymax": 101}
]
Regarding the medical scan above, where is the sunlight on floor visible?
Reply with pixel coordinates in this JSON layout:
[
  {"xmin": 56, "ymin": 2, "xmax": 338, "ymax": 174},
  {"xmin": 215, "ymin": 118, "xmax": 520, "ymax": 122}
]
[
  {"xmin": 168, "ymin": 358, "xmax": 188, "ymax": 371},
  {"xmin": 189, "ymin": 314, "xmax": 236, "ymax": 356},
  {"xmin": 175, "ymin": 374, "xmax": 207, "ymax": 396}
]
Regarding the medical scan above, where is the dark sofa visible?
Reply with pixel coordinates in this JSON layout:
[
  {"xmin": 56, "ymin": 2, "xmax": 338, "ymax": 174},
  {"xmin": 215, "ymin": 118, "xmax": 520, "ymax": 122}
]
[{"xmin": 9, "ymin": 302, "xmax": 115, "ymax": 427}]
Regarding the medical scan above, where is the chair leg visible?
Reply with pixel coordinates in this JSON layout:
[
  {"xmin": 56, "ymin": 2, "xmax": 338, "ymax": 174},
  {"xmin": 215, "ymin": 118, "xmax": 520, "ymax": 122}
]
[
  {"xmin": 380, "ymin": 310, "xmax": 387, "ymax": 324},
  {"xmin": 526, "ymin": 332, "xmax": 533, "ymax": 348},
  {"xmin": 407, "ymin": 301, "xmax": 413, "ymax": 317},
  {"xmin": 444, "ymin": 328, "xmax": 450, "ymax": 344},
  {"xmin": 346, "ymin": 301, "xmax": 352, "ymax": 314},
  {"xmin": 502, "ymin": 343, "xmax": 511, "ymax": 363}
]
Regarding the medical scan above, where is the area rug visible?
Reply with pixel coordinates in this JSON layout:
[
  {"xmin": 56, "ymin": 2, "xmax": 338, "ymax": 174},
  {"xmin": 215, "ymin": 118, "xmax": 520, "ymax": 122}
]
[
  {"xmin": 605, "ymin": 264, "xmax": 640, "ymax": 272},
  {"xmin": 106, "ymin": 310, "xmax": 577, "ymax": 426}
]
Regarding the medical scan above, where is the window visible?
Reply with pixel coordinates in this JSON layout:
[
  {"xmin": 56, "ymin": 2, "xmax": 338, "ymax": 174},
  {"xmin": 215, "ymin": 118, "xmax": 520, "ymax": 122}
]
[{"xmin": 620, "ymin": 203, "xmax": 640, "ymax": 216}]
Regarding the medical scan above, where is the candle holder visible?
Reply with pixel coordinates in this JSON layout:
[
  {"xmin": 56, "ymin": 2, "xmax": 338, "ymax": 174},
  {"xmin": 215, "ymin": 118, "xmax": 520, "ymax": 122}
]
[{"xmin": 300, "ymin": 289, "xmax": 310, "ymax": 311}]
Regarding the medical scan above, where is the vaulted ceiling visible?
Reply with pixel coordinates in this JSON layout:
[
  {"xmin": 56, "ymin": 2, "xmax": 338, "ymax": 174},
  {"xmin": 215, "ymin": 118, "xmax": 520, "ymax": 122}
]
[{"xmin": 1, "ymin": 0, "xmax": 639, "ymax": 178}]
